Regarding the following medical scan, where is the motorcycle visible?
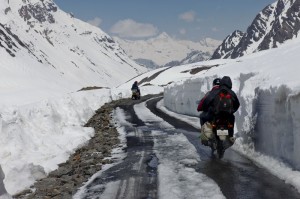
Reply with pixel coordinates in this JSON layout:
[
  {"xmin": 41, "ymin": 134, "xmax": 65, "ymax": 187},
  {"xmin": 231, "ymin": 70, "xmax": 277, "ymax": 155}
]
[
  {"xmin": 131, "ymin": 89, "xmax": 140, "ymax": 100},
  {"xmin": 201, "ymin": 114, "xmax": 234, "ymax": 159}
]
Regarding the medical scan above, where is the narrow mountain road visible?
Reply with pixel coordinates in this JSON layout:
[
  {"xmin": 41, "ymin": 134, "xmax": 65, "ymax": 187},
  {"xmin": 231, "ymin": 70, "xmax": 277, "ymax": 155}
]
[
  {"xmin": 146, "ymin": 97, "xmax": 300, "ymax": 199},
  {"xmin": 76, "ymin": 95, "xmax": 159, "ymax": 199},
  {"xmin": 21, "ymin": 94, "xmax": 299, "ymax": 199},
  {"xmin": 81, "ymin": 96, "xmax": 300, "ymax": 199}
]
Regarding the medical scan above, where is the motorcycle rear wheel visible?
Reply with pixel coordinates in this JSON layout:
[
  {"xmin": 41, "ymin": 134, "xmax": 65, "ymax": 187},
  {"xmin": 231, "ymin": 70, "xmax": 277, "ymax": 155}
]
[{"xmin": 217, "ymin": 140, "xmax": 225, "ymax": 159}]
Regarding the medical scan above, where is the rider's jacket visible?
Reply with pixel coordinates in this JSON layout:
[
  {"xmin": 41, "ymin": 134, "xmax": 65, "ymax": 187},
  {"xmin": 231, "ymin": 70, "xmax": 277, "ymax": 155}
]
[
  {"xmin": 201, "ymin": 76, "xmax": 240, "ymax": 114},
  {"xmin": 197, "ymin": 85, "xmax": 219, "ymax": 112}
]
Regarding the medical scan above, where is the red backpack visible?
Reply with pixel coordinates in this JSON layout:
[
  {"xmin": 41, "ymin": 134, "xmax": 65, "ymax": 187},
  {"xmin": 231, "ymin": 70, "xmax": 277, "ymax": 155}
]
[{"xmin": 213, "ymin": 89, "xmax": 233, "ymax": 114}]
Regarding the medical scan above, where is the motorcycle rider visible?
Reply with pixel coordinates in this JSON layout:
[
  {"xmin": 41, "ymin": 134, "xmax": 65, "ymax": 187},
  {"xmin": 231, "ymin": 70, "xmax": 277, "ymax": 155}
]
[
  {"xmin": 197, "ymin": 78, "xmax": 221, "ymax": 126},
  {"xmin": 131, "ymin": 81, "xmax": 141, "ymax": 96},
  {"xmin": 201, "ymin": 76, "xmax": 240, "ymax": 143}
]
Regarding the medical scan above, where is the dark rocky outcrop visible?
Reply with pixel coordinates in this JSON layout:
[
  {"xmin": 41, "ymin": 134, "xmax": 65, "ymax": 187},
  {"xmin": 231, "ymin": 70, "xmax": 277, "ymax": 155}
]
[
  {"xmin": 0, "ymin": 23, "xmax": 27, "ymax": 57},
  {"xmin": 211, "ymin": 0, "xmax": 300, "ymax": 59},
  {"xmin": 18, "ymin": 1, "xmax": 57, "ymax": 24},
  {"xmin": 211, "ymin": 30, "xmax": 245, "ymax": 59}
]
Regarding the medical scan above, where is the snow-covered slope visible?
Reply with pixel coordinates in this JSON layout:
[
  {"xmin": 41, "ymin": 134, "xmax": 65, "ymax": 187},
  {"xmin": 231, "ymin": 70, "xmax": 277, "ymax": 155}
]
[
  {"xmin": 114, "ymin": 33, "xmax": 221, "ymax": 68},
  {"xmin": 0, "ymin": 0, "xmax": 147, "ymax": 105},
  {"xmin": 211, "ymin": 0, "xmax": 300, "ymax": 59}
]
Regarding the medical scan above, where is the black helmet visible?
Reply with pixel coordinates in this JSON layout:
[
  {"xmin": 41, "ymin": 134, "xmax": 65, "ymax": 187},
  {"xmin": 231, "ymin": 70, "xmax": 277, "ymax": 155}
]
[
  {"xmin": 213, "ymin": 78, "xmax": 221, "ymax": 86},
  {"xmin": 220, "ymin": 76, "xmax": 232, "ymax": 89}
]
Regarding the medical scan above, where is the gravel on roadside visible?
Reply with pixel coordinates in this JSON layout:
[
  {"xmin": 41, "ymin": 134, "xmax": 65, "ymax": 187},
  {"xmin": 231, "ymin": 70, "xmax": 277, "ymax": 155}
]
[{"xmin": 13, "ymin": 94, "xmax": 159, "ymax": 199}]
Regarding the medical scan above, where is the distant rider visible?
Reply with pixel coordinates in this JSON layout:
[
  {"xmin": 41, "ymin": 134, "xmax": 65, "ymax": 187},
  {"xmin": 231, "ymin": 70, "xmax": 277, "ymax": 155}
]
[{"xmin": 131, "ymin": 81, "xmax": 141, "ymax": 96}]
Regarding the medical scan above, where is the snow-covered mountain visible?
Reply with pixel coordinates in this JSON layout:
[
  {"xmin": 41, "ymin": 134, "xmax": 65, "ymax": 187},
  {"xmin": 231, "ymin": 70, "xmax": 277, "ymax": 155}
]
[
  {"xmin": 0, "ymin": 0, "xmax": 147, "ymax": 105},
  {"xmin": 114, "ymin": 33, "xmax": 221, "ymax": 68},
  {"xmin": 211, "ymin": 30, "xmax": 245, "ymax": 59},
  {"xmin": 2, "ymin": 14, "xmax": 300, "ymax": 197},
  {"xmin": 211, "ymin": 0, "xmax": 300, "ymax": 59}
]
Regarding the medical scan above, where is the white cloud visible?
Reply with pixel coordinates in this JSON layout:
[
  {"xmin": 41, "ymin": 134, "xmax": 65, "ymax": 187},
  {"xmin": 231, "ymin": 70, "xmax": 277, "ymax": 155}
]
[
  {"xmin": 87, "ymin": 17, "xmax": 102, "ymax": 27},
  {"xmin": 179, "ymin": 28, "xmax": 186, "ymax": 35},
  {"xmin": 212, "ymin": 27, "xmax": 219, "ymax": 32},
  {"xmin": 179, "ymin": 11, "xmax": 196, "ymax": 22},
  {"xmin": 110, "ymin": 19, "xmax": 159, "ymax": 38},
  {"xmin": 196, "ymin": 18, "xmax": 203, "ymax": 22}
]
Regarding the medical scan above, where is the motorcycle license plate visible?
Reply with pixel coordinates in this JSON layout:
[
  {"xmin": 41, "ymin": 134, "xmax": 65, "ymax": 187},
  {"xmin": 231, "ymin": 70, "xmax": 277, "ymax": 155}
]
[{"xmin": 217, "ymin": 129, "xmax": 229, "ymax": 136}]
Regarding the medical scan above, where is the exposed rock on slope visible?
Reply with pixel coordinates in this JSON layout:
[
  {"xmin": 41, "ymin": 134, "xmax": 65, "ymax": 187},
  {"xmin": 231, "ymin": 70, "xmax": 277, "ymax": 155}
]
[{"xmin": 211, "ymin": 0, "xmax": 300, "ymax": 59}]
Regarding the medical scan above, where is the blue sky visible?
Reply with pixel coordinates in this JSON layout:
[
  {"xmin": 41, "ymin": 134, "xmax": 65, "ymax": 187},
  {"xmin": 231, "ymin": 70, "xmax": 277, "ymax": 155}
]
[{"xmin": 53, "ymin": 0, "xmax": 276, "ymax": 41}]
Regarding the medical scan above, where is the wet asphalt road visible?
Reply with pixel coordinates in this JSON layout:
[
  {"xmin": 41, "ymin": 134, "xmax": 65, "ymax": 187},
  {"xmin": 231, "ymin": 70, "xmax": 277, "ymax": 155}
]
[
  {"xmin": 147, "ymin": 96, "xmax": 300, "ymax": 199},
  {"xmin": 83, "ymin": 95, "xmax": 300, "ymax": 199},
  {"xmin": 80, "ymin": 95, "xmax": 159, "ymax": 199}
]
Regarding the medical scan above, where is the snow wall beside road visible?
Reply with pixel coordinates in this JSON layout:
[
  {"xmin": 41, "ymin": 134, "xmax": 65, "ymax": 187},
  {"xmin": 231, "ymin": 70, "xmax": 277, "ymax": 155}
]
[
  {"xmin": 0, "ymin": 165, "xmax": 10, "ymax": 198},
  {"xmin": 164, "ymin": 76, "xmax": 300, "ymax": 170}
]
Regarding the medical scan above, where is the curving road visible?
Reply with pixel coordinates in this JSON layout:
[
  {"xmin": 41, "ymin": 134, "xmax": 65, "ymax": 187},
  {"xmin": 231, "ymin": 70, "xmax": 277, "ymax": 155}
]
[{"xmin": 80, "ymin": 96, "xmax": 300, "ymax": 199}]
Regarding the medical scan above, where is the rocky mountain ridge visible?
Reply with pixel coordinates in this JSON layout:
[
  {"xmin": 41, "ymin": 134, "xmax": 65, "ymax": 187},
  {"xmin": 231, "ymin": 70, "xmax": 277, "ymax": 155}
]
[{"xmin": 211, "ymin": 0, "xmax": 300, "ymax": 59}]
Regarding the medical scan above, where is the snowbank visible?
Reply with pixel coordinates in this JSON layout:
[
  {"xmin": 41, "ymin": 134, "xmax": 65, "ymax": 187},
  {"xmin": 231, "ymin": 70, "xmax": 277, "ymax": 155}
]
[
  {"xmin": 0, "ymin": 89, "xmax": 113, "ymax": 195},
  {"xmin": 164, "ymin": 38, "xmax": 300, "ymax": 170},
  {"xmin": 164, "ymin": 74, "xmax": 300, "ymax": 170},
  {"xmin": 0, "ymin": 166, "xmax": 10, "ymax": 198},
  {"xmin": 252, "ymin": 87, "xmax": 300, "ymax": 169}
]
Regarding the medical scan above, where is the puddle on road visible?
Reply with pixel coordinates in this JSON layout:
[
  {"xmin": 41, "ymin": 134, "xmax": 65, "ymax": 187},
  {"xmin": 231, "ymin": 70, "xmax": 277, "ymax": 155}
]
[{"xmin": 146, "ymin": 153, "xmax": 159, "ymax": 177}]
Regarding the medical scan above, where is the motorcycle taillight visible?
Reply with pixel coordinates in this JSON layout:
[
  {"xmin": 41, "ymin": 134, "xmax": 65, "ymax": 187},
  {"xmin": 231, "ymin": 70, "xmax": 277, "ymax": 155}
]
[{"xmin": 228, "ymin": 124, "xmax": 233, "ymax": 128}]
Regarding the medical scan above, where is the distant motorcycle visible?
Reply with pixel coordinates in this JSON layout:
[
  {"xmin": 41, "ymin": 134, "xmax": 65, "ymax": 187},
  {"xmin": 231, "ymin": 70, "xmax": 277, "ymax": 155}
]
[
  {"xmin": 201, "ymin": 115, "xmax": 234, "ymax": 159},
  {"xmin": 131, "ymin": 89, "xmax": 140, "ymax": 100}
]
